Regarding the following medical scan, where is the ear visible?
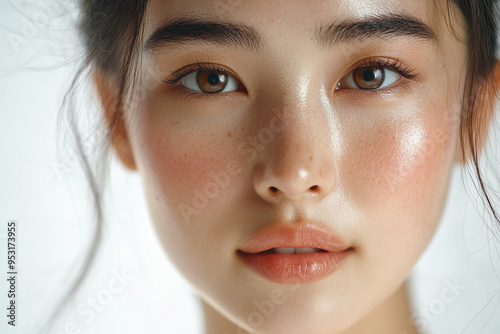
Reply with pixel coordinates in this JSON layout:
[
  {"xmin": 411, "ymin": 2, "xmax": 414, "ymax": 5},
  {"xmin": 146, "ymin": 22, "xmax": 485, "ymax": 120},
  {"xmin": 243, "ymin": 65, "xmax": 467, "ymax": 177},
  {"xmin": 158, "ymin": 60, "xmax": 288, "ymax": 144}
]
[
  {"xmin": 456, "ymin": 59, "xmax": 500, "ymax": 164},
  {"xmin": 93, "ymin": 71, "xmax": 137, "ymax": 170}
]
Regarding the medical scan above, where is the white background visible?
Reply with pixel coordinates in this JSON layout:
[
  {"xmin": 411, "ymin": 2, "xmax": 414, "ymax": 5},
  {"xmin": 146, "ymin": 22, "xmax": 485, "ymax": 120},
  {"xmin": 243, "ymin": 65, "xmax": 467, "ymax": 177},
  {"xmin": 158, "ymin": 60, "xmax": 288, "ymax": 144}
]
[{"xmin": 0, "ymin": 1, "xmax": 499, "ymax": 333}]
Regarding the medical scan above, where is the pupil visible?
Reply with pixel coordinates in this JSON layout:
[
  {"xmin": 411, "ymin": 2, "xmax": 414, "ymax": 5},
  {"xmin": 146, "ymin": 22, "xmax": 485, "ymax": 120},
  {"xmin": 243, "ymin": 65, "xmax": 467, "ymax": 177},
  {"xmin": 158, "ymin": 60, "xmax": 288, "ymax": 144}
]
[
  {"xmin": 207, "ymin": 73, "xmax": 220, "ymax": 85},
  {"xmin": 363, "ymin": 70, "xmax": 375, "ymax": 82}
]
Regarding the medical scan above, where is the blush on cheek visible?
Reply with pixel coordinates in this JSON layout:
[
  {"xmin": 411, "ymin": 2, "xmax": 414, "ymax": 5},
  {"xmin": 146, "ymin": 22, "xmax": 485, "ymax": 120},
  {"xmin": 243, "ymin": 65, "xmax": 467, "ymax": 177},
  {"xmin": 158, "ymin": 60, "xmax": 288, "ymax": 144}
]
[
  {"xmin": 381, "ymin": 125, "xmax": 430, "ymax": 194},
  {"xmin": 133, "ymin": 120, "xmax": 241, "ymax": 225},
  {"xmin": 147, "ymin": 139, "xmax": 222, "ymax": 196},
  {"xmin": 343, "ymin": 111, "xmax": 456, "ymax": 212}
]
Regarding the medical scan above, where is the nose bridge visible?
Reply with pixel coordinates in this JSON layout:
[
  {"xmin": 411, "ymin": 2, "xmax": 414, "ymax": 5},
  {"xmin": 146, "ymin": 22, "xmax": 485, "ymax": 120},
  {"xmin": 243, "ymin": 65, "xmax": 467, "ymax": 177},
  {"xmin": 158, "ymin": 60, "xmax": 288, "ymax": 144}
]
[
  {"xmin": 253, "ymin": 84, "xmax": 336, "ymax": 202},
  {"xmin": 271, "ymin": 104, "xmax": 321, "ymax": 173},
  {"xmin": 262, "ymin": 61, "xmax": 329, "ymax": 162}
]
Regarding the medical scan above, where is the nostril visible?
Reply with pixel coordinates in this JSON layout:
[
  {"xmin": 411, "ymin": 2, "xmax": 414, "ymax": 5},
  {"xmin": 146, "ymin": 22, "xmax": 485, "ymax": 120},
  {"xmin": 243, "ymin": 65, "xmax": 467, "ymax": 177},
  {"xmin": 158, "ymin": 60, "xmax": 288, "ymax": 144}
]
[
  {"xmin": 268, "ymin": 185, "xmax": 319, "ymax": 197},
  {"xmin": 269, "ymin": 186, "xmax": 279, "ymax": 193}
]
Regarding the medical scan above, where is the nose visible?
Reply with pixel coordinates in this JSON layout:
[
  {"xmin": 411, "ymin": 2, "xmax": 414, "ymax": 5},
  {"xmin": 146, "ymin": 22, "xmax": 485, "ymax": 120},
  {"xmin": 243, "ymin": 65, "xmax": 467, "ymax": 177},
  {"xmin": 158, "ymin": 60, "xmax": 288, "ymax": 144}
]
[{"xmin": 253, "ymin": 105, "xmax": 336, "ymax": 203}]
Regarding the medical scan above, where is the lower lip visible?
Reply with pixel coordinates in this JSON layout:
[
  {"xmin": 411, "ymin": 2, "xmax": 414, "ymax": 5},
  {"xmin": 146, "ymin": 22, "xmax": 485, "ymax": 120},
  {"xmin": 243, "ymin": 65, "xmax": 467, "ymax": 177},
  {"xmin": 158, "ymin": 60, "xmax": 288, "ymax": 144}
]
[{"xmin": 237, "ymin": 249, "xmax": 352, "ymax": 284}]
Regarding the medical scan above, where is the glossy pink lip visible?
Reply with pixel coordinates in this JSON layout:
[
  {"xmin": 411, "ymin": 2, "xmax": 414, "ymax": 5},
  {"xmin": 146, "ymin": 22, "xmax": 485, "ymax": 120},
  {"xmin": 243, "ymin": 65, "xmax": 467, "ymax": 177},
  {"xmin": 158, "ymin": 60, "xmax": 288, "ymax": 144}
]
[{"xmin": 237, "ymin": 223, "xmax": 353, "ymax": 283}]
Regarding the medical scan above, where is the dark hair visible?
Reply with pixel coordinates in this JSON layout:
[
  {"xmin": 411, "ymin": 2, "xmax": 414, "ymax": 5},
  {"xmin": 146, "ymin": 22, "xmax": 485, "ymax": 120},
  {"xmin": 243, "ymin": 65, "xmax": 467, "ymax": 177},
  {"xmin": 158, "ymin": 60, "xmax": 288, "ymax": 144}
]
[
  {"xmin": 46, "ymin": 0, "xmax": 500, "ymax": 331},
  {"xmin": 451, "ymin": 0, "xmax": 500, "ymax": 224}
]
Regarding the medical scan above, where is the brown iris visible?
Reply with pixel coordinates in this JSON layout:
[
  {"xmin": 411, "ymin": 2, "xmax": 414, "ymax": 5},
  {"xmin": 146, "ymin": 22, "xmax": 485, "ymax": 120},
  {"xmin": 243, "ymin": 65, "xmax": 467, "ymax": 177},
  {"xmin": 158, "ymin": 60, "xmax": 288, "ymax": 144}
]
[
  {"xmin": 196, "ymin": 70, "xmax": 228, "ymax": 93},
  {"xmin": 353, "ymin": 66, "xmax": 385, "ymax": 90}
]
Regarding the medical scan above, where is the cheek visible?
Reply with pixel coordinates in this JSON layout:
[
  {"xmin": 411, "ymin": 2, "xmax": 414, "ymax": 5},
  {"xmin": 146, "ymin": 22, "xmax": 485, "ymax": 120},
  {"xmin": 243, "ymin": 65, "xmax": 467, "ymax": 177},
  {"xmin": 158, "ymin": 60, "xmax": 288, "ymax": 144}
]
[
  {"xmin": 135, "ymin": 122, "xmax": 234, "ymax": 220},
  {"xmin": 346, "ymin": 102, "xmax": 456, "ymax": 207},
  {"xmin": 342, "ymin": 98, "xmax": 459, "ymax": 262},
  {"xmin": 128, "ymin": 116, "xmax": 243, "ymax": 282}
]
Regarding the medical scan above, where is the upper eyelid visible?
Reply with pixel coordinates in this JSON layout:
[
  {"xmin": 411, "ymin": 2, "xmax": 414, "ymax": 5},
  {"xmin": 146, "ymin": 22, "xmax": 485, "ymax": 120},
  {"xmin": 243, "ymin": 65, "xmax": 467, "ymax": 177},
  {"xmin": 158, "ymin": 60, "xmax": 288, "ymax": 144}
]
[
  {"xmin": 166, "ymin": 58, "xmax": 411, "ymax": 77},
  {"xmin": 342, "ymin": 57, "xmax": 417, "ymax": 79}
]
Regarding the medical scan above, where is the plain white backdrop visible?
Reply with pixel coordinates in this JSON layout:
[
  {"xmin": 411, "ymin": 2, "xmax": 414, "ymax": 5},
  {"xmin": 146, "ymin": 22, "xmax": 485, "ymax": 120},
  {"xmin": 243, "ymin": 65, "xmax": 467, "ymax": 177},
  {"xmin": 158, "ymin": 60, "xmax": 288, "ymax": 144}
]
[{"xmin": 1, "ymin": 1, "xmax": 500, "ymax": 333}]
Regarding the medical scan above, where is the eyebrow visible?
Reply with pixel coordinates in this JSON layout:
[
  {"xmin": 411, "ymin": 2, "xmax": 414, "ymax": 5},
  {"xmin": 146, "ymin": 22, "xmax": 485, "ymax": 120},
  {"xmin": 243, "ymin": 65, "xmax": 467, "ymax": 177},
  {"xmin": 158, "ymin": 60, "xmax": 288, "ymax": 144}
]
[
  {"xmin": 315, "ymin": 13, "xmax": 437, "ymax": 48},
  {"xmin": 144, "ymin": 13, "xmax": 436, "ymax": 52},
  {"xmin": 145, "ymin": 16, "xmax": 262, "ymax": 51}
]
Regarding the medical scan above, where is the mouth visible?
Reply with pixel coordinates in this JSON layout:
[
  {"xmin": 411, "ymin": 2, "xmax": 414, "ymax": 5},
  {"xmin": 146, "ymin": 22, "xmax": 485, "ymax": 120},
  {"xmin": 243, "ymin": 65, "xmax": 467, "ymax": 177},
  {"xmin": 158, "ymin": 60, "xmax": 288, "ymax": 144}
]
[
  {"xmin": 254, "ymin": 247, "xmax": 328, "ymax": 254},
  {"xmin": 237, "ymin": 223, "xmax": 352, "ymax": 284}
]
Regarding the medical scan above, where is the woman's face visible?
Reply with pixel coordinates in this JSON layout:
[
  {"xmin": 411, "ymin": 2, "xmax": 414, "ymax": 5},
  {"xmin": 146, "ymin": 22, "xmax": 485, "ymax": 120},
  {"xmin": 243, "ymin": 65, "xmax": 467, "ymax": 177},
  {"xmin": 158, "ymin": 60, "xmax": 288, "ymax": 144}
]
[{"xmin": 119, "ymin": 0, "xmax": 467, "ymax": 332}]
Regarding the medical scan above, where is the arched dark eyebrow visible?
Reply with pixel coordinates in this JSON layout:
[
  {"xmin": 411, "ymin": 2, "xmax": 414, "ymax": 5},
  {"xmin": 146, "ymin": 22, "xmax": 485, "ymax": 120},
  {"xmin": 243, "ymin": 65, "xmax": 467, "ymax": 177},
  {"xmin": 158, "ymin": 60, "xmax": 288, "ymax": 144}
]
[
  {"xmin": 315, "ymin": 14, "xmax": 437, "ymax": 48},
  {"xmin": 144, "ymin": 14, "xmax": 436, "ymax": 52},
  {"xmin": 145, "ymin": 17, "xmax": 263, "ymax": 51}
]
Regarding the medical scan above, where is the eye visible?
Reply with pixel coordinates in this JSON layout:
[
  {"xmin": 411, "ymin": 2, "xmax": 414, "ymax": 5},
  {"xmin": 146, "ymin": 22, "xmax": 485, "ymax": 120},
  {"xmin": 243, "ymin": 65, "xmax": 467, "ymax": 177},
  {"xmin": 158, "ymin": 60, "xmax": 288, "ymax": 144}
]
[
  {"xmin": 181, "ymin": 69, "xmax": 239, "ymax": 94},
  {"xmin": 163, "ymin": 62, "xmax": 243, "ymax": 95},
  {"xmin": 335, "ymin": 58, "xmax": 418, "ymax": 92},
  {"xmin": 337, "ymin": 65, "xmax": 401, "ymax": 90}
]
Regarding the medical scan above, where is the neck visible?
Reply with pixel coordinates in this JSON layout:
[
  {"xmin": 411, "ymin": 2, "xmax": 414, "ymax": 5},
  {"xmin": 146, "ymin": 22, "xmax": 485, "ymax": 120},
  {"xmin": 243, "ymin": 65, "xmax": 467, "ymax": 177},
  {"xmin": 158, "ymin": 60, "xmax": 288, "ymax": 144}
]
[{"xmin": 201, "ymin": 281, "xmax": 420, "ymax": 334}]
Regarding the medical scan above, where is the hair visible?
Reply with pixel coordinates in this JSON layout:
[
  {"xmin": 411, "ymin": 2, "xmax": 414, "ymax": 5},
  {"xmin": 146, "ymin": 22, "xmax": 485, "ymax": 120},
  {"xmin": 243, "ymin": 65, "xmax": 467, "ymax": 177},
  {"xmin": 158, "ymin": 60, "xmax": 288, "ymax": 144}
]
[{"xmin": 45, "ymin": 0, "xmax": 500, "ymax": 331}]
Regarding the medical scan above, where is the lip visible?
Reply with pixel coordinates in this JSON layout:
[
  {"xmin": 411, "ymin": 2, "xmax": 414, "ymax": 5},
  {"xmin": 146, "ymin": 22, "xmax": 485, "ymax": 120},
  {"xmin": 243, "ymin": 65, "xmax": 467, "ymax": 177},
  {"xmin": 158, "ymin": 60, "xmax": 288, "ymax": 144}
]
[{"xmin": 237, "ymin": 223, "xmax": 353, "ymax": 283}]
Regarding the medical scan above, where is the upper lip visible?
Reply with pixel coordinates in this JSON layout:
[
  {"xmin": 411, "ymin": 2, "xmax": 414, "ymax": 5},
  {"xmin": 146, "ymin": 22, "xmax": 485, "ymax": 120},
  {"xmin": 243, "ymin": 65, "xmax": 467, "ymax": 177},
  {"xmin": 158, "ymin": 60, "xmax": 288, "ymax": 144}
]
[{"xmin": 238, "ymin": 222, "xmax": 350, "ymax": 254}]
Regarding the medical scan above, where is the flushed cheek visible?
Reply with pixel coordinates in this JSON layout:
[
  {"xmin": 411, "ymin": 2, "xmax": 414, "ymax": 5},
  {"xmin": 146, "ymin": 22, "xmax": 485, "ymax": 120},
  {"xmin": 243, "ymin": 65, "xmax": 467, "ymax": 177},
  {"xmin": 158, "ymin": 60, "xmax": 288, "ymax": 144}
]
[
  {"xmin": 345, "ymin": 105, "xmax": 456, "ymax": 211},
  {"xmin": 129, "ymin": 118, "xmax": 247, "ymax": 282},
  {"xmin": 341, "ymin": 102, "xmax": 458, "ymax": 259},
  {"xmin": 340, "ymin": 102, "xmax": 458, "ymax": 290},
  {"xmin": 134, "ymin": 122, "xmax": 239, "ymax": 224}
]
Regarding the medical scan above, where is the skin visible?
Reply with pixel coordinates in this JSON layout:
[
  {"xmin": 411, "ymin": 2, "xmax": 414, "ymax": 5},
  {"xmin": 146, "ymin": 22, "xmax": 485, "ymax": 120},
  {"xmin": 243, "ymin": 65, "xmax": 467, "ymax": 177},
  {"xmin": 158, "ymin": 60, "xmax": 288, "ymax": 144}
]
[{"xmin": 94, "ymin": 0, "xmax": 499, "ymax": 333}]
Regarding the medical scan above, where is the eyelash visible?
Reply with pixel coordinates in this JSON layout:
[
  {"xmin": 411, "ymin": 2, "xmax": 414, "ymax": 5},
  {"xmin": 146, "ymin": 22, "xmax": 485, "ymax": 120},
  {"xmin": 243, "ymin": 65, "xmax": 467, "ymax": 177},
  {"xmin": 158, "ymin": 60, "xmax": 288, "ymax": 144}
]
[
  {"xmin": 353, "ymin": 57, "xmax": 418, "ymax": 80},
  {"xmin": 163, "ymin": 62, "xmax": 230, "ymax": 85},
  {"xmin": 162, "ymin": 58, "xmax": 418, "ymax": 98}
]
